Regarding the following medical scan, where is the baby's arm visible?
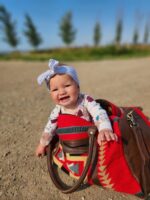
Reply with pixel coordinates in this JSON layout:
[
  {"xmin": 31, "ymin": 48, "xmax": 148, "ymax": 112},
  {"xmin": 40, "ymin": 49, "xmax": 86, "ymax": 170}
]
[
  {"xmin": 85, "ymin": 95, "xmax": 118, "ymax": 145},
  {"xmin": 35, "ymin": 106, "xmax": 60, "ymax": 157},
  {"xmin": 35, "ymin": 132, "xmax": 54, "ymax": 157}
]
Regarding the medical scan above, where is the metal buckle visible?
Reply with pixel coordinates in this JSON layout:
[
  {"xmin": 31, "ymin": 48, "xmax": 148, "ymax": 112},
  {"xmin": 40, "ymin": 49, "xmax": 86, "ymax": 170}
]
[{"xmin": 127, "ymin": 110, "xmax": 137, "ymax": 127}]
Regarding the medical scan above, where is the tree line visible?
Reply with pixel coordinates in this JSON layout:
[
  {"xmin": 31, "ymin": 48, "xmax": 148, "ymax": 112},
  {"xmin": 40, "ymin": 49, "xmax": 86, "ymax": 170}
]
[{"xmin": 0, "ymin": 4, "xmax": 150, "ymax": 52}]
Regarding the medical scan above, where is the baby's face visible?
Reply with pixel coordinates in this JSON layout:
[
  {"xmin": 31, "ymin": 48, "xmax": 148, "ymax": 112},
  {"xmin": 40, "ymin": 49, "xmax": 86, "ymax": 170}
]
[{"xmin": 49, "ymin": 74, "xmax": 79, "ymax": 109}]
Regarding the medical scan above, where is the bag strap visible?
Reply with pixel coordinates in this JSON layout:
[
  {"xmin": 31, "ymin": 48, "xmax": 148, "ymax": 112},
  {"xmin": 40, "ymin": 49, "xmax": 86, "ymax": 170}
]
[{"xmin": 47, "ymin": 126, "xmax": 97, "ymax": 193}]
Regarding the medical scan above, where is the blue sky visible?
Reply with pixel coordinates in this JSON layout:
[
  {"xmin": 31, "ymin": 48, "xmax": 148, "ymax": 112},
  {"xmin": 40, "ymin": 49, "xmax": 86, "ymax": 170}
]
[{"xmin": 0, "ymin": 0, "xmax": 150, "ymax": 52}]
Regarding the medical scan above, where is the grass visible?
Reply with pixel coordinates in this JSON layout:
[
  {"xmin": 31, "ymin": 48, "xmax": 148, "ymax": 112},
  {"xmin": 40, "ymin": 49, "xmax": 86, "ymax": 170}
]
[{"xmin": 1, "ymin": 44, "xmax": 150, "ymax": 61}]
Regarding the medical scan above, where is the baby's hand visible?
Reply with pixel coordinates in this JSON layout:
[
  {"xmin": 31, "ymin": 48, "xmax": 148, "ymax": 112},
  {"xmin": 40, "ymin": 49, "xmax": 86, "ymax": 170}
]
[
  {"xmin": 97, "ymin": 129, "xmax": 118, "ymax": 145},
  {"xmin": 35, "ymin": 143, "xmax": 46, "ymax": 157}
]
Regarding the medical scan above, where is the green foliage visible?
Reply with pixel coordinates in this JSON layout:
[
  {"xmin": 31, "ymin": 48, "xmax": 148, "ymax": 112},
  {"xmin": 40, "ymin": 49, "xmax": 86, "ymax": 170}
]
[
  {"xmin": 93, "ymin": 22, "xmax": 101, "ymax": 46},
  {"xmin": 0, "ymin": 5, "xmax": 19, "ymax": 48},
  {"xmin": 1, "ymin": 45, "xmax": 150, "ymax": 61},
  {"xmin": 24, "ymin": 14, "xmax": 42, "ymax": 49},
  {"xmin": 59, "ymin": 11, "xmax": 76, "ymax": 46},
  {"xmin": 114, "ymin": 18, "xmax": 123, "ymax": 45}
]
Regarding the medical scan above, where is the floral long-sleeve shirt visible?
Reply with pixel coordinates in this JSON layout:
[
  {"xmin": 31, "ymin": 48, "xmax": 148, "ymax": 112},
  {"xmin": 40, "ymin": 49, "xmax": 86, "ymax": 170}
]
[{"xmin": 40, "ymin": 94, "xmax": 112, "ymax": 146}]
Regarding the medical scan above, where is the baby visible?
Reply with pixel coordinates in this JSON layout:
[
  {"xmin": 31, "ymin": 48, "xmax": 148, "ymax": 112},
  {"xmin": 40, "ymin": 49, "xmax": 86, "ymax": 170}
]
[{"xmin": 36, "ymin": 59, "xmax": 118, "ymax": 157}]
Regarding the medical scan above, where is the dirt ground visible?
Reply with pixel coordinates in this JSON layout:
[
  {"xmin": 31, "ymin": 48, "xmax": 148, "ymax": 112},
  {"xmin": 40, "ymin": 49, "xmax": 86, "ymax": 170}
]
[{"xmin": 0, "ymin": 57, "xmax": 150, "ymax": 200}]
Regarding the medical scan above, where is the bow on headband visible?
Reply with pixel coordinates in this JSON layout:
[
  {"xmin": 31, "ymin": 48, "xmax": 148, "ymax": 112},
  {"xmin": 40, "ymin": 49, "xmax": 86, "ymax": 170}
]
[
  {"xmin": 37, "ymin": 59, "xmax": 59, "ymax": 86},
  {"xmin": 37, "ymin": 59, "xmax": 79, "ymax": 90}
]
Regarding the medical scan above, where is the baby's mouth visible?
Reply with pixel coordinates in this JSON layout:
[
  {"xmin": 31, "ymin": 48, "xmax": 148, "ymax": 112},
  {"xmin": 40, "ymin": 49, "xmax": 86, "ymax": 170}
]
[{"xmin": 59, "ymin": 96, "xmax": 70, "ymax": 102}]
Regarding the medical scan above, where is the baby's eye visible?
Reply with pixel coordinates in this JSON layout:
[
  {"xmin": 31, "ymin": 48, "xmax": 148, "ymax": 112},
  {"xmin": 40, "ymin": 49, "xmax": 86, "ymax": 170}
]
[
  {"xmin": 65, "ymin": 84, "xmax": 71, "ymax": 87},
  {"xmin": 51, "ymin": 88, "xmax": 58, "ymax": 92}
]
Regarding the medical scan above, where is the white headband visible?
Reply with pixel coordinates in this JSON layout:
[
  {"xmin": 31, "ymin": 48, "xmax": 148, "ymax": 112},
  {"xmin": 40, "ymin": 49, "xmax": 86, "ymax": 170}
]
[{"xmin": 37, "ymin": 59, "xmax": 79, "ymax": 90}]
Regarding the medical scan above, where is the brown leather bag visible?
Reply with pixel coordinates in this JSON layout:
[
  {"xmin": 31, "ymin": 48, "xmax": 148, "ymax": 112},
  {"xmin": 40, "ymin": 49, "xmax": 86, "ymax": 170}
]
[
  {"xmin": 120, "ymin": 108, "xmax": 150, "ymax": 197},
  {"xmin": 46, "ymin": 100, "xmax": 150, "ymax": 199}
]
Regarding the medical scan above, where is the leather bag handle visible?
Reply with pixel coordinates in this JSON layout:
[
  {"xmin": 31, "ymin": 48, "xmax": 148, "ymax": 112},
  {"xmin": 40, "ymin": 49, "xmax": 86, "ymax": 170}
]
[{"xmin": 47, "ymin": 126, "xmax": 97, "ymax": 193}]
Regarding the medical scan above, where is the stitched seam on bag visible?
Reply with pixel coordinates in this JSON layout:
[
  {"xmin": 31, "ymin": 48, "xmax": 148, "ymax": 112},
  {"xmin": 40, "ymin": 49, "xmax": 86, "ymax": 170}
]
[{"xmin": 98, "ymin": 142, "xmax": 114, "ymax": 189}]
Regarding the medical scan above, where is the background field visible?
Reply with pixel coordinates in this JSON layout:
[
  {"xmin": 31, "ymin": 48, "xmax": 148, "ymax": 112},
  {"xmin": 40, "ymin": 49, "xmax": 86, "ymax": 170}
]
[{"xmin": 0, "ymin": 57, "xmax": 150, "ymax": 200}]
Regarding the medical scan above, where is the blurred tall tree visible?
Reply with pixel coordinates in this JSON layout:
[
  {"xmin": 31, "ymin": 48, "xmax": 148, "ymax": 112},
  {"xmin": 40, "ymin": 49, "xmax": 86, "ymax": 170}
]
[
  {"xmin": 143, "ymin": 22, "xmax": 150, "ymax": 44},
  {"xmin": 115, "ymin": 19, "xmax": 123, "ymax": 45},
  {"xmin": 114, "ymin": 12, "xmax": 123, "ymax": 46},
  {"xmin": 59, "ymin": 12, "xmax": 76, "ymax": 46},
  {"xmin": 93, "ymin": 22, "xmax": 101, "ymax": 46},
  {"xmin": 24, "ymin": 14, "xmax": 42, "ymax": 49},
  {"xmin": 132, "ymin": 11, "xmax": 143, "ymax": 45},
  {"xmin": 0, "ymin": 5, "xmax": 19, "ymax": 49},
  {"xmin": 132, "ymin": 27, "xmax": 139, "ymax": 45}
]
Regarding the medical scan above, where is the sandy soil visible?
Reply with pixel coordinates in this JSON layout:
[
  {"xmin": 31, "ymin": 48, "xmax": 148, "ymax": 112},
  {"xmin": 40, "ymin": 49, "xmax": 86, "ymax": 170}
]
[{"xmin": 0, "ymin": 57, "xmax": 150, "ymax": 200}]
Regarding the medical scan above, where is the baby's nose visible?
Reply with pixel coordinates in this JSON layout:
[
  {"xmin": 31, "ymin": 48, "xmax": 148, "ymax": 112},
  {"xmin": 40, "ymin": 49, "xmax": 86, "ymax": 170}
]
[{"xmin": 59, "ymin": 88, "xmax": 66, "ymax": 95}]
